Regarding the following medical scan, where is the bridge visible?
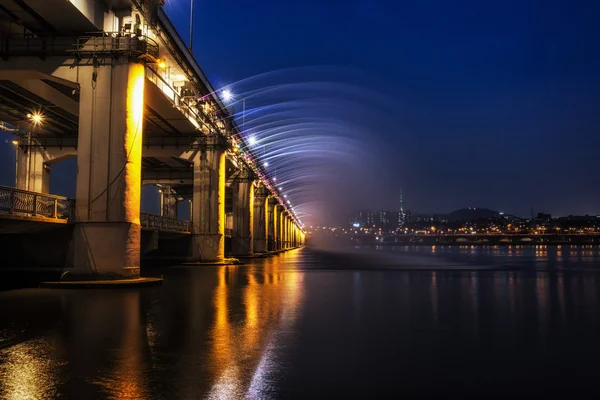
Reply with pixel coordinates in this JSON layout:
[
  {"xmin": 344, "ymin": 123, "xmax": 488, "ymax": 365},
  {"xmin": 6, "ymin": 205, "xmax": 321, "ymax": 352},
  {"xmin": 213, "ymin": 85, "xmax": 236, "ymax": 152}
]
[{"xmin": 0, "ymin": 0, "xmax": 304, "ymax": 280}]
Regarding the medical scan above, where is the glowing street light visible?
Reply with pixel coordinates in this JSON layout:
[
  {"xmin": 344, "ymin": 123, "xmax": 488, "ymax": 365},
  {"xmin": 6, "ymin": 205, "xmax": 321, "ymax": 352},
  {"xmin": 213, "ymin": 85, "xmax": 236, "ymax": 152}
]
[
  {"xmin": 28, "ymin": 112, "xmax": 43, "ymax": 126},
  {"xmin": 247, "ymin": 135, "xmax": 257, "ymax": 146},
  {"xmin": 264, "ymin": 161, "xmax": 269, "ymax": 167},
  {"xmin": 222, "ymin": 89, "xmax": 233, "ymax": 102}
]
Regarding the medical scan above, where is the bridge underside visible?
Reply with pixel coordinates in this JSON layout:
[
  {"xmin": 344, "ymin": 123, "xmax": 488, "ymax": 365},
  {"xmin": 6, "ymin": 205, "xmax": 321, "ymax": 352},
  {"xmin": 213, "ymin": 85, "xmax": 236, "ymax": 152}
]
[{"xmin": 0, "ymin": 0, "xmax": 304, "ymax": 279}]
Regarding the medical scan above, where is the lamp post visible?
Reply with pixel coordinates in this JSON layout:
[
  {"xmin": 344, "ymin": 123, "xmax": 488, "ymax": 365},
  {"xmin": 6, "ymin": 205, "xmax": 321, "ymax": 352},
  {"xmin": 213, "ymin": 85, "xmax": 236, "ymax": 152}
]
[
  {"xmin": 189, "ymin": 0, "xmax": 194, "ymax": 54},
  {"xmin": 11, "ymin": 139, "xmax": 18, "ymax": 187}
]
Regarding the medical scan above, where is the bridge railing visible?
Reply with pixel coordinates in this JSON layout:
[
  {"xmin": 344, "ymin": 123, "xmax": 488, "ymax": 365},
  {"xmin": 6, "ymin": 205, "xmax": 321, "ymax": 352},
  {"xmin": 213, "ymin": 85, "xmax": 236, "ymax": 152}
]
[
  {"xmin": 0, "ymin": 185, "xmax": 74, "ymax": 220},
  {"xmin": 72, "ymin": 33, "xmax": 159, "ymax": 59},
  {"xmin": 140, "ymin": 213, "xmax": 193, "ymax": 234},
  {"xmin": 146, "ymin": 67, "xmax": 206, "ymax": 130}
]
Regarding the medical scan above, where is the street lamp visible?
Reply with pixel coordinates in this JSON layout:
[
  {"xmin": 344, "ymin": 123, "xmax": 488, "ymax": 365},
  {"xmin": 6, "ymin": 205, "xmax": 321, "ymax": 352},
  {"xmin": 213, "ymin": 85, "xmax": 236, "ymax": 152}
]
[
  {"xmin": 27, "ymin": 112, "xmax": 43, "ymax": 126},
  {"xmin": 221, "ymin": 89, "xmax": 232, "ymax": 102},
  {"xmin": 189, "ymin": 0, "xmax": 194, "ymax": 54},
  {"xmin": 12, "ymin": 139, "xmax": 18, "ymax": 187},
  {"xmin": 220, "ymin": 89, "xmax": 246, "ymax": 136}
]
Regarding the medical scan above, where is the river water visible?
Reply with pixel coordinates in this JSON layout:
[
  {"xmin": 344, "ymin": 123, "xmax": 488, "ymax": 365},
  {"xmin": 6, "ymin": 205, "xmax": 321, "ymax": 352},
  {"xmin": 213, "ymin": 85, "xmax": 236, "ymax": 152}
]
[{"xmin": 2, "ymin": 245, "xmax": 600, "ymax": 398}]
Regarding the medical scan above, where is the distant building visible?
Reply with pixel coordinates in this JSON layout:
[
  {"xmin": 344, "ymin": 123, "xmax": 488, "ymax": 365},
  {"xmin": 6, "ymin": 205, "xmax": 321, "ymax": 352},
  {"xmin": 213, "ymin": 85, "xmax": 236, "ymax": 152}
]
[
  {"xmin": 349, "ymin": 210, "xmax": 375, "ymax": 228},
  {"xmin": 349, "ymin": 209, "xmax": 398, "ymax": 231},
  {"xmin": 536, "ymin": 213, "xmax": 552, "ymax": 223}
]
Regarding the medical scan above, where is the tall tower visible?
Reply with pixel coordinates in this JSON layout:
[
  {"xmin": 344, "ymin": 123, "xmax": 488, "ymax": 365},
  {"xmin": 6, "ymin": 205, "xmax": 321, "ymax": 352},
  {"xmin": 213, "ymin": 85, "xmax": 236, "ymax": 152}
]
[
  {"xmin": 399, "ymin": 188, "xmax": 405, "ymax": 228},
  {"xmin": 400, "ymin": 188, "xmax": 404, "ymax": 214}
]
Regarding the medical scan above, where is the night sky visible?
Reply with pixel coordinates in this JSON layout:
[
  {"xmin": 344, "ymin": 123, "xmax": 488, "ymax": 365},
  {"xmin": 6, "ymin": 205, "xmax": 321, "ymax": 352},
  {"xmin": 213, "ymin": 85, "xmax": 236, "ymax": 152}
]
[{"xmin": 1, "ymin": 0, "xmax": 599, "ymax": 226}]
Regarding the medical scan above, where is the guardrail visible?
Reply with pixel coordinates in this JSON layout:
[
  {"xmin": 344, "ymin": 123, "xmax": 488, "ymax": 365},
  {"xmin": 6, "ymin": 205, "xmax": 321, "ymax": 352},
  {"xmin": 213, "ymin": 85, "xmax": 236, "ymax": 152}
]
[
  {"xmin": 0, "ymin": 185, "xmax": 74, "ymax": 220},
  {"xmin": 73, "ymin": 32, "xmax": 159, "ymax": 59},
  {"xmin": 140, "ymin": 213, "xmax": 193, "ymax": 234}
]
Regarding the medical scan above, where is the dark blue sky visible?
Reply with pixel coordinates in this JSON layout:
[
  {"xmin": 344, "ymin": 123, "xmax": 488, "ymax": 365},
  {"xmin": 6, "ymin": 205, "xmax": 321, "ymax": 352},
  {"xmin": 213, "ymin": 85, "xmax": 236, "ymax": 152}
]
[
  {"xmin": 163, "ymin": 0, "xmax": 600, "ymax": 221},
  {"xmin": 1, "ymin": 0, "xmax": 599, "ymax": 225}
]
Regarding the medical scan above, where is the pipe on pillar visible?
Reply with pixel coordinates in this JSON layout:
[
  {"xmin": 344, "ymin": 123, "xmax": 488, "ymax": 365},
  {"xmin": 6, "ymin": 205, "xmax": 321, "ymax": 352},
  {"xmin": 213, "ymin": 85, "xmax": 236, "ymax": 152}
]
[
  {"xmin": 231, "ymin": 168, "xmax": 254, "ymax": 256},
  {"xmin": 191, "ymin": 134, "xmax": 227, "ymax": 261},
  {"xmin": 253, "ymin": 184, "xmax": 268, "ymax": 253},
  {"xmin": 72, "ymin": 61, "xmax": 145, "ymax": 279}
]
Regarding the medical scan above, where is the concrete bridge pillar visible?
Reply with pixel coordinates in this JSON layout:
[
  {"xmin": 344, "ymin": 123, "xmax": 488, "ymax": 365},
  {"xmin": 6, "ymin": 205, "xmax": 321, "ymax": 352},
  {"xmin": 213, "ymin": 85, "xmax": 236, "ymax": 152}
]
[
  {"xmin": 192, "ymin": 135, "xmax": 227, "ymax": 261},
  {"xmin": 71, "ymin": 61, "xmax": 145, "ymax": 280},
  {"xmin": 160, "ymin": 185, "xmax": 178, "ymax": 219},
  {"xmin": 253, "ymin": 184, "xmax": 268, "ymax": 253},
  {"xmin": 231, "ymin": 169, "xmax": 254, "ymax": 256},
  {"xmin": 282, "ymin": 214, "xmax": 289, "ymax": 249},
  {"xmin": 278, "ymin": 211, "xmax": 284, "ymax": 249},
  {"xmin": 267, "ymin": 198, "xmax": 278, "ymax": 251},
  {"xmin": 276, "ymin": 206, "xmax": 284, "ymax": 250},
  {"xmin": 292, "ymin": 224, "xmax": 297, "ymax": 247},
  {"xmin": 15, "ymin": 141, "xmax": 50, "ymax": 193}
]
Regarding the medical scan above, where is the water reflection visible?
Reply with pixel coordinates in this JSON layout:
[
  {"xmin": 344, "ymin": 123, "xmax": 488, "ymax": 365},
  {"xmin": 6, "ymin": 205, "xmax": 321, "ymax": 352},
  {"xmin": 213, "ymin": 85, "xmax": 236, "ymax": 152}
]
[
  {"xmin": 3, "ymin": 248, "xmax": 600, "ymax": 396},
  {"xmin": 0, "ymin": 338, "xmax": 62, "ymax": 400},
  {"xmin": 207, "ymin": 252, "xmax": 305, "ymax": 399}
]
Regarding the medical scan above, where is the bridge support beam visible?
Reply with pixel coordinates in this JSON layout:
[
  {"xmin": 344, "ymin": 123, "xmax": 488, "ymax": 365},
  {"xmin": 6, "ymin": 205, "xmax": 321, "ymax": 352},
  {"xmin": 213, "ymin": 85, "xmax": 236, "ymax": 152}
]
[
  {"xmin": 15, "ymin": 143, "xmax": 50, "ymax": 193},
  {"xmin": 192, "ymin": 135, "xmax": 227, "ymax": 261},
  {"xmin": 71, "ymin": 61, "xmax": 145, "ymax": 280},
  {"xmin": 231, "ymin": 169, "xmax": 254, "ymax": 256},
  {"xmin": 287, "ymin": 215, "xmax": 292, "ymax": 248},
  {"xmin": 267, "ymin": 199, "xmax": 278, "ymax": 251},
  {"xmin": 282, "ymin": 214, "xmax": 289, "ymax": 249},
  {"xmin": 289, "ymin": 223, "xmax": 293, "ymax": 248},
  {"xmin": 276, "ymin": 207, "xmax": 284, "ymax": 250},
  {"xmin": 160, "ymin": 185, "xmax": 179, "ymax": 219},
  {"xmin": 253, "ymin": 184, "xmax": 268, "ymax": 253}
]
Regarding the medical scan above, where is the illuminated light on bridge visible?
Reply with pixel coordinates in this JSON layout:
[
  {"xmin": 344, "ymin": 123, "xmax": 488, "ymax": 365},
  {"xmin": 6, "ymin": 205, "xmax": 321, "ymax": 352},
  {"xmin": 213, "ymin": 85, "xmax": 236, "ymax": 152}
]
[
  {"xmin": 221, "ymin": 89, "xmax": 233, "ymax": 102},
  {"xmin": 27, "ymin": 112, "xmax": 44, "ymax": 126}
]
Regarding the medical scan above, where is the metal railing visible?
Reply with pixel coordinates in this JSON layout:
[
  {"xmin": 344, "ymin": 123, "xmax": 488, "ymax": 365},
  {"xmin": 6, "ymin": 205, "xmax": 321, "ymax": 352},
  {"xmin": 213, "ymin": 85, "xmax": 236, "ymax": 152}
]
[
  {"xmin": 73, "ymin": 33, "xmax": 159, "ymax": 59},
  {"xmin": 140, "ymin": 213, "xmax": 193, "ymax": 234},
  {"xmin": 0, "ymin": 32, "xmax": 159, "ymax": 60},
  {"xmin": 0, "ymin": 185, "xmax": 74, "ymax": 220},
  {"xmin": 146, "ymin": 67, "xmax": 212, "ymax": 132}
]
